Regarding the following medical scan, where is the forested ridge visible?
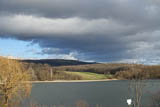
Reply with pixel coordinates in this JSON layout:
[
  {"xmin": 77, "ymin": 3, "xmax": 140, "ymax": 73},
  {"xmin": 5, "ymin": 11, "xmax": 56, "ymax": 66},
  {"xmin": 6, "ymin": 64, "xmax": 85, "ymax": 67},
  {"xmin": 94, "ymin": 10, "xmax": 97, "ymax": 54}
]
[{"xmin": 19, "ymin": 59, "xmax": 160, "ymax": 80}]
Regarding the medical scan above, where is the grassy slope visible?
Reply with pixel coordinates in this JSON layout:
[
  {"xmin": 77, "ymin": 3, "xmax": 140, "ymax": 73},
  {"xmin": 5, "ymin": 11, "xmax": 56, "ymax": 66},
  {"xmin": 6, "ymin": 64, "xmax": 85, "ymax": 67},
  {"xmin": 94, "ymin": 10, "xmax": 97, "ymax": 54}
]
[{"xmin": 63, "ymin": 71, "xmax": 113, "ymax": 80}]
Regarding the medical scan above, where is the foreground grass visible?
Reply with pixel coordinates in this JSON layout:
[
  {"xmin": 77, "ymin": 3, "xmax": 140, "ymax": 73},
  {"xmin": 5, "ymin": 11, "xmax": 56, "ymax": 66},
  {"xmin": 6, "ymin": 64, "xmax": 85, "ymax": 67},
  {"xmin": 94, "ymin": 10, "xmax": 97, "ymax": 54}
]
[{"xmin": 63, "ymin": 71, "xmax": 113, "ymax": 80}]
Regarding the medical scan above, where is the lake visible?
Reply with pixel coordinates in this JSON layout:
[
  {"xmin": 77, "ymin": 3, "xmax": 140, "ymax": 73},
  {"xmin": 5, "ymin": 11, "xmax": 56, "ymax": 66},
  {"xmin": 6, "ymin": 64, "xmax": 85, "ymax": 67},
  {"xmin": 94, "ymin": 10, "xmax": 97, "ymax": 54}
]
[{"xmin": 23, "ymin": 80, "xmax": 160, "ymax": 107}]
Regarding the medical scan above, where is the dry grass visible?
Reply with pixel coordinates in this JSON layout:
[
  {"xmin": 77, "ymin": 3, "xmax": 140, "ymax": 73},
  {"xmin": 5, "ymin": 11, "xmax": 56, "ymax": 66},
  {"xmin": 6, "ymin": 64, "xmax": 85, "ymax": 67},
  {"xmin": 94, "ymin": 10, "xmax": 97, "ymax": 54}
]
[{"xmin": 64, "ymin": 71, "xmax": 113, "ymax": 80}]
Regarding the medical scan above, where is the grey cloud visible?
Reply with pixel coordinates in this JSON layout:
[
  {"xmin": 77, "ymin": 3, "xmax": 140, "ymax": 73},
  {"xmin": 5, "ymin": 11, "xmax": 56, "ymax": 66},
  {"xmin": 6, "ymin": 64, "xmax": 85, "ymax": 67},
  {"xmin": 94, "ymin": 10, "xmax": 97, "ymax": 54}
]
[
  {"xmin": 0, "ymin": 0, "xmax": 160, "ymax": 63},
  {"xmin": 0, "ymin": 0, "xmax": 160, "ymax": 22}
]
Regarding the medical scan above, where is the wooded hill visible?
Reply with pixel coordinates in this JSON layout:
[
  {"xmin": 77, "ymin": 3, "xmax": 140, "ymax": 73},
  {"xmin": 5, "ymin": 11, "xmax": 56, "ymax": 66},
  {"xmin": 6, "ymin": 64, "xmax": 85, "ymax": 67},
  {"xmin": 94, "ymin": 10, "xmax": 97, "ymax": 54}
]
[
  {"xmin": 1, "ymin": 57, "xmax": 160, "ymax": 81},
  {"xmin": 22, "ymin": 59, "xmax": 96, "ymax": 66},
  {"xmin": 19, "ymin": 59, "xmax": 160, "ymax": 80}
]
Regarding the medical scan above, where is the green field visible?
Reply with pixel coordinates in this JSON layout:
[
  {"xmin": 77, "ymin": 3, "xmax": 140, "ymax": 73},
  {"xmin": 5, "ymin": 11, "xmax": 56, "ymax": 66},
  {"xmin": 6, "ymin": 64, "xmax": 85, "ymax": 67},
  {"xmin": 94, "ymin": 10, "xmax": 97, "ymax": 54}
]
[{"xmin": 63, "ymin": 71, "xmax": 113, "ymax": 80}]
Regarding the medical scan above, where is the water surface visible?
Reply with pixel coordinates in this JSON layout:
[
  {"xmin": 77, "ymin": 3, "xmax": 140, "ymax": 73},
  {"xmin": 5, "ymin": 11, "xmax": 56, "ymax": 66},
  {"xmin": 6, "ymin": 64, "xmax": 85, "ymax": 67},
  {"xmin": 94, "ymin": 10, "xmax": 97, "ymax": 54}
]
[{"xmin": 24, "ymin": 80, "xmax": 160, "ymax": 107}]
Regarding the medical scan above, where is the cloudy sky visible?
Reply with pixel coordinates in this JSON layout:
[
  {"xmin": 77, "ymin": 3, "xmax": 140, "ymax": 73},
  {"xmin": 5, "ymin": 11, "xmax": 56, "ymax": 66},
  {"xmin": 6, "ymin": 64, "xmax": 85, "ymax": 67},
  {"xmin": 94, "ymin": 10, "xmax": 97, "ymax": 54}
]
[{"xmin": 0, "ymin": 0, "xmax": 160, "ymax": 64}]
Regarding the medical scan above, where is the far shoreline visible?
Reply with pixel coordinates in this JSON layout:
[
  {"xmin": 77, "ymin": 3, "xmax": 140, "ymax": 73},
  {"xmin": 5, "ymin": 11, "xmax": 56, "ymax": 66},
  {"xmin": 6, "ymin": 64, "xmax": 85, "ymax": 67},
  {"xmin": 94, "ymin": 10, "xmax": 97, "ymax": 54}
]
[{"xmin": 31, "ymin": 79, "xmax": 119, "ymax": 83}]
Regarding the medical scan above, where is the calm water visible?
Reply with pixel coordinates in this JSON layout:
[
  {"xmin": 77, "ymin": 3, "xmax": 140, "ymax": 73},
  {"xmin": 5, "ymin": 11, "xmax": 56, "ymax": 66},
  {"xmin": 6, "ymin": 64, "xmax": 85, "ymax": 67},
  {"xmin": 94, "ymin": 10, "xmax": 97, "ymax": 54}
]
[{"xmin": 23, "ymin": 80, "xmax": 160, "ymax": 107}]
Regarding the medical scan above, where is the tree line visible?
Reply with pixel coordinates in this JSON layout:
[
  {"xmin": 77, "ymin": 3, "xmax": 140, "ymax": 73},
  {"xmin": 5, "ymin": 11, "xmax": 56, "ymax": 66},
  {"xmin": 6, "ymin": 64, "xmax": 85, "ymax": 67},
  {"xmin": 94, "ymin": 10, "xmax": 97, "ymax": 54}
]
[{"xmin": 22, "ymin": 61, "xmax": 160, "ymax": 80}]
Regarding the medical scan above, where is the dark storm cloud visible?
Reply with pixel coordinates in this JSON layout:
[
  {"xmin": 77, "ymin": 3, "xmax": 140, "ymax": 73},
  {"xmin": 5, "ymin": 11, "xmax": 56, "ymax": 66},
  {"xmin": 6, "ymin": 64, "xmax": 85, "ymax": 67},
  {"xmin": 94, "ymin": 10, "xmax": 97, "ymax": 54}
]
[{"xmin": 0, "ymin": 0, "xmax": 160, "ymax": 63}]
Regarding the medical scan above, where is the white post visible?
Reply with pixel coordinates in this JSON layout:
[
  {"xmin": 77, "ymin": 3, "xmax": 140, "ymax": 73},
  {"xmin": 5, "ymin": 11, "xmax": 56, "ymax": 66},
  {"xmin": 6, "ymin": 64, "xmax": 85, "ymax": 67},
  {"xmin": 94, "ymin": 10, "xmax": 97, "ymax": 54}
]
[
  {"xmin": 50, "ymin": 68, "xmax": 53, "ymax": 80},
  {"xmin": 127, "ymin": 99, "xmax": 132, "ymax": 107}
]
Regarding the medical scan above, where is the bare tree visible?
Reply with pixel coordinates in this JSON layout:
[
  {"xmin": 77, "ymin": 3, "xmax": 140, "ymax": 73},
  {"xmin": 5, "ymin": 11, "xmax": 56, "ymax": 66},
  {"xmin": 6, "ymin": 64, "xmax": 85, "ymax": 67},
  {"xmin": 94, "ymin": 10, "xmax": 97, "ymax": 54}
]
[
  {"xmin": 0, "ymin": 57, "xmax": 32, "ymax": 107},
  {"xmin": 128, "ymin": 64, "xmax": 146, "ymax": 107}
]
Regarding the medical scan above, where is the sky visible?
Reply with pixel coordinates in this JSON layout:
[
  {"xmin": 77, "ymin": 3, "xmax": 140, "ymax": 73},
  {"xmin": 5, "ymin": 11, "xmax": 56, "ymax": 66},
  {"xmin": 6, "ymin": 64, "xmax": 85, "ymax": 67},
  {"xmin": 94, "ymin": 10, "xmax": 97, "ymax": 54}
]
[{"xmin": 0, "ymin": 0, "xmax": 160, "ymax": 64}]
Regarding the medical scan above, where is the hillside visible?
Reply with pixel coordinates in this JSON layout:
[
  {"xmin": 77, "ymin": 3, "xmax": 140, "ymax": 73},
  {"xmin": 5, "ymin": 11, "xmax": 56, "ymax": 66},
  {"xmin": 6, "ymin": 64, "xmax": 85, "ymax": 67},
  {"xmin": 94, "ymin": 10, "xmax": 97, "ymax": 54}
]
[
  {"xmin": 2, "ymin": 57, "xmax": 160, "ymax": 80},
  {"xmin": 22, "ymin": 59, "xmax": 97, "ymax": 66}
]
